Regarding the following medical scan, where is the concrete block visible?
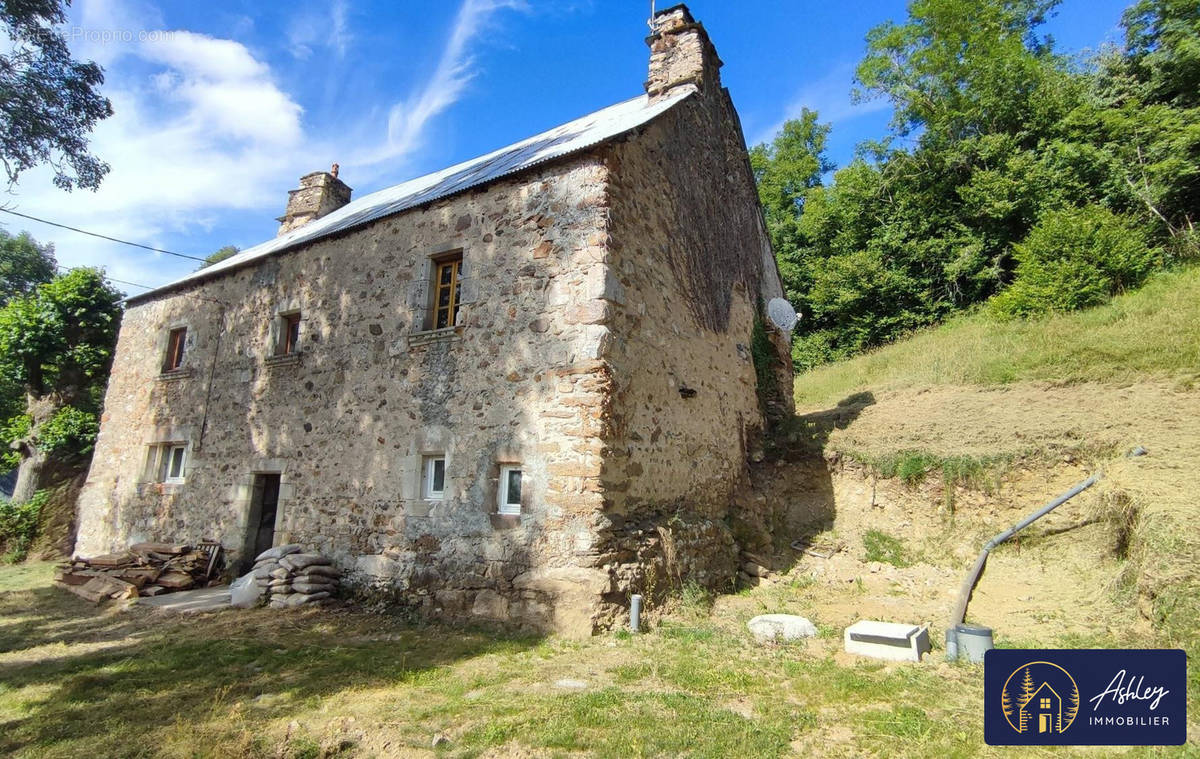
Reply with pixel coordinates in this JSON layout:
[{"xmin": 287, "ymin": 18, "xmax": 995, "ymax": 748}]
[{"xmin": 844, "ymin": 620, "xmax": 931, "ymax": 662}]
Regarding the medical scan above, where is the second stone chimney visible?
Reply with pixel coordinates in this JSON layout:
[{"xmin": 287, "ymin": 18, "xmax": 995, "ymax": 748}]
[
  {"xmin": 644, "ymin": 4, "xmax": 723, "ymax": 101},
  {"xmin": 276, "ymin": 164, "xmax": 352, "ymax": 236}
]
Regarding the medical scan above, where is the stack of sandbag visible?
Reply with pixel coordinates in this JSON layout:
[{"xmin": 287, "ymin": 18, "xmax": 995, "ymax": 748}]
[{"xmin": 242, "ymin": 544, "xmax": 339, "ymax": 609}]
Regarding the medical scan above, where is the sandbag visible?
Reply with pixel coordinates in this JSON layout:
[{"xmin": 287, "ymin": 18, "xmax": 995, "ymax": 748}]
[
  {"xmin": 251, "ymin": 563, "xmax": 278, "ymax": 579},
  {"xmin": 297, "ymin": 565, "xmax": 340, "ymax": 579},
  {"xmin": 280, "ymin": 554, "xmax": 332, "ymax": 571},
  {"xmin": 292, "ymin": 580, "xmax": 335, "ymax": 595},
  {"xmin": 254, "ymin": 544, "xmax": 303, "ymax": 562},
  {"xmin": 286, "ymin": 591, "xmax": 330, "ymax": 607}
]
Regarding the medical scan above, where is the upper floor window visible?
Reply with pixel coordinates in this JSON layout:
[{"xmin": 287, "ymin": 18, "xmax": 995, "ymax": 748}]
[
  {"xmin": 163, "ymin": 327, "xmax": 187, "ymax": 372},
  {"xmin": 432, "ymin": 254, "xmax": 463, "ymax": 329},
  {"xmin": 276, "ymin": 312, "xmax": 301, "ymax": 356}
]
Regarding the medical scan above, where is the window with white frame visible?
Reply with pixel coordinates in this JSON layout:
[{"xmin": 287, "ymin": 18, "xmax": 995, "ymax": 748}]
[
  {"xmin": 155, "ymin": 443, "xmax": 188, "ymax": 483},
  {"xmin": 498, "ymin": 465, "xmax": 522, "ymax": 515},
  {"xmin": 423, "ymin": 455, "xmax": 446, "ymax": 499}
]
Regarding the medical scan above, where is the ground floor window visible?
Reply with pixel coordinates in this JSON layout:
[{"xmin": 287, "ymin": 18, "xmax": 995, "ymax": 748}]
[
  {"xmin": 148, "ymin": 443, "xmax": 188, "ymax": 484},
  {"xmin": 498, "ymin": 465, "xmax": 522, "ymax": 515},
  {"xmin": 423, "ymin": 455, "xmax": 446, "ymax": 499}
]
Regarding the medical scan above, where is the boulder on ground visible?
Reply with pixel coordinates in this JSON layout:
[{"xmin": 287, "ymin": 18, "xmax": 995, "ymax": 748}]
[{"xmin": 747, "ymin": 614, "xmax": 818, "ymax": 643}]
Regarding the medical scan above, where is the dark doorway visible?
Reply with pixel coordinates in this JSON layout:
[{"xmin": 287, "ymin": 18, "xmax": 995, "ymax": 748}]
[{"xmin": 245, "ymin": 473, "xmax": 281, "ymax": 569}]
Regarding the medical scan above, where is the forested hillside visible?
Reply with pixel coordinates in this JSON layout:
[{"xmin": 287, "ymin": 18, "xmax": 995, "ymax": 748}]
[{"xmin": 752, "ymin": 0, "xmax": 1199, "ymax": 369}]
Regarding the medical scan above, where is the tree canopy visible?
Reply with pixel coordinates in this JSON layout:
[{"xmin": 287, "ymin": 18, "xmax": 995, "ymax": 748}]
[
  {"xmin": 0, "ymin": 0, "xmax": 113, "ymax": 190},
  {"xmin": 0, "ymin": 229, "xmax": 57, "ymax": 305},
  {"xmin": 0, "ymin": 267, "xmax": 122, "ymax": 501},
  {"xmin": 753, "ymin": 0, "xmax": 1198, "ymax": 370}
]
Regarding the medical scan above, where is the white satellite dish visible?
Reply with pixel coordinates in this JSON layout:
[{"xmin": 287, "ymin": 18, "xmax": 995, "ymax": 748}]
[{"xmin": 766, "ymin": 297, "xmax": 799, "ymax": 334}]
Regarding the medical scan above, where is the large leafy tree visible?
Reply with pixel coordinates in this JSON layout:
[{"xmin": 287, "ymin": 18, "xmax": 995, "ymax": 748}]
[
  {"xmin": 749, "ymin": 110, "xmax": 834, "ymax": 310},
  {"xmin": 0, "ymin": 0, "xmax": 113, "ymax": 190},
  {"xmin": 753, "ymin": 0, "xmax": 1195, "ymax": 367},
  {"xmin": 0, "ymin": 229, "xmax": 57, "ymax": 305},
  {"xmin": 0, "ymin": 268, "xmax": 122, "ymax": 502}
]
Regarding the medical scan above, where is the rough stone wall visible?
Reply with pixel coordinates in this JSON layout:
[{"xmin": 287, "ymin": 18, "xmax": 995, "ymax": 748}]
[
  {"xmin": 76, "ymin": 155, "xmax": 620, "ymax": 635},
  {"xmin": 592, "ymin": 84, "xmax": 793, "ymax": 604}
]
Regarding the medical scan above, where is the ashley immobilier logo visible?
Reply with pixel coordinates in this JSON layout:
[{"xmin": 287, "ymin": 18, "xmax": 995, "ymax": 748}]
[{"xmin": 984, "ymin": 649, "xmax": 1186, "ymax": 745}]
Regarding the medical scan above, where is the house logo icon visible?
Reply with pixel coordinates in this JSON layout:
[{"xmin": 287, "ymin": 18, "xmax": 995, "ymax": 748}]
[{"xmin": 1002, "ymin": 661, "xmax": 1081, "ymax": 734}]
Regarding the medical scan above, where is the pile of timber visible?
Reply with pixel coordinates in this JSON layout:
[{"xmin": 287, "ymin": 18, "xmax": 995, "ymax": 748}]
[{"xmin": 56, "ymin": 541, "xmax": 223, "ymax": 603}]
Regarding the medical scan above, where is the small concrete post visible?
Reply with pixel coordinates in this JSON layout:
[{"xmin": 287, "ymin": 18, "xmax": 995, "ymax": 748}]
[{"xmin": 630, "ymin": 594, "xmax": 643, "ymax": 633}]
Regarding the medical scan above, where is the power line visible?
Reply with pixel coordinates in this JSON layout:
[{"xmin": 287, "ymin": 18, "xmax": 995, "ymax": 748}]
[
  {"xmin": 0, "ymin": 208, "xmax": 208, "ymax": 263},
  {"xmin": 55, "ymin": 264, "xmax": 153, "ymax": 291}
]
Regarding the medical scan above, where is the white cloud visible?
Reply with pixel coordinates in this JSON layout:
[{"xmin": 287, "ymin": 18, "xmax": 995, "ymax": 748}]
[
  {"xmin": 286, "ymin": 0, "xmax": 351, "ymax": 60},
  {"xmin": 3, "ymin": 0, "xmax": 532, "ymax": 292},
  {"xmin": 752, "ymin": 61, "xmax": 892, "ymax": 147},
  {"xmin": 352, "ymin": 0, "xmax": 528, "ymax": 168},
  {"xmin": 6, "ymin": 10, "xmax": 309, "ymax": 290}
]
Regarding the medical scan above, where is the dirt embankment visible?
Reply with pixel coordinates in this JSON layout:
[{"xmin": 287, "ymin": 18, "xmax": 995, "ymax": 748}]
[{"xmin": 733, "ymin": 381, "xmax": 1200, "ymax": 649}]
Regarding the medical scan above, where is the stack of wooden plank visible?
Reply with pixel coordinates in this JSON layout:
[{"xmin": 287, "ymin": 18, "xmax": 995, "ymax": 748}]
[{"xmin": 55, "ymin": 541, "xmax": 223, "ymax": 603}]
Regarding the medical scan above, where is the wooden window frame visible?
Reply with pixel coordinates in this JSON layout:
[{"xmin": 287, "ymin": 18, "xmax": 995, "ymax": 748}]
[
  {"xmin": 423, "ymin": 455, "xmax": 446, "ymax": 500},
  {"xmin": 163, "ymin": 327, "xmax": 187, "ymax": 372},
  {"xmin": 431, "ymin": 253, "xmax": 463, "ymax": 330},
  {"xmin": 498, "ymin": 465, "xmax": 523, "ymax": 515},
  {"xmin": 277, "ymin": 311, "xmax": 301, "ymax": 356}
]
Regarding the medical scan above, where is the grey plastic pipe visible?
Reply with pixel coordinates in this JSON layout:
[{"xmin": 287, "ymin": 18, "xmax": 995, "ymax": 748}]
[
  {"xmin": 949, "ymin": 473, "xmax": 1100, "ymax": 630},
  {"xmin": 630, "ymin": 594, "xmax": 643, "ymax": 633}
]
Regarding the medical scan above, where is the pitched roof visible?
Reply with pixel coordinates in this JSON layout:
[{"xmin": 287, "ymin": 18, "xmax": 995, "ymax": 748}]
[{"xmin": 127, "ymin": 86, "xmax": 696, "ymax": 304}]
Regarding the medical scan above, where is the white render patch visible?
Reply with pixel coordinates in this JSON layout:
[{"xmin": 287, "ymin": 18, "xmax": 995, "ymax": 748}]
[
  {"xmin": 127, "ymin": 86, "xmax": 697, "ymax": 305},
  {"xmin": 844, "ymin": 620, "xmax": 932, "ymax": 662}
]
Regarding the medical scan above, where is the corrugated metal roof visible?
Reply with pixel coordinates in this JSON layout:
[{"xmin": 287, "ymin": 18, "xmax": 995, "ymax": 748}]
[{"xmin": 128, "ymin": 86, "xmax": 696, "ymax": 304}]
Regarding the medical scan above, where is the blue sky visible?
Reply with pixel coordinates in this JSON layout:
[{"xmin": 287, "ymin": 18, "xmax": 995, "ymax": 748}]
[{"xmin": 3, "ymin": 0, "xmax": 1132, "ymax": 294}]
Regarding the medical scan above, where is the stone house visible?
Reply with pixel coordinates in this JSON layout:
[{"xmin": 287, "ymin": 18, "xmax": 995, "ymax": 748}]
[{"xmin": 75, "ymin": 5, "xmax": 793, "ymax": 634}]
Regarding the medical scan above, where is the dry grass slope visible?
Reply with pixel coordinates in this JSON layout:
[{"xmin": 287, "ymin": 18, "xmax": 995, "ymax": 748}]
[{"xmin": 796, "ymin": 265, "xmax": 1200, "ymax": 408}]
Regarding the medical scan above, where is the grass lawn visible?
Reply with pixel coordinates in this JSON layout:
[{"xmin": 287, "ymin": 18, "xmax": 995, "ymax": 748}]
[{"xmin": 0, "ymin": 562, "xmax": 1191, "ymax": 758}]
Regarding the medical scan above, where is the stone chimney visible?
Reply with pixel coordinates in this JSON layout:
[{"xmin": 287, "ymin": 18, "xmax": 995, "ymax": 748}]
[
  {"xmin": 644, "ymin": 4, "xmax": 723, "ymax": 101},
  {"xmin": 276, "ymin": 164, "xmax": 352, "ymax": 236}
]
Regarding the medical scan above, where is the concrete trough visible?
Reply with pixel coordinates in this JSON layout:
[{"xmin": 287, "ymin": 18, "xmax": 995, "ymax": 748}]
[{"xmin": 844, "ymin": 620, "xmax": 931, "ymax": 662}]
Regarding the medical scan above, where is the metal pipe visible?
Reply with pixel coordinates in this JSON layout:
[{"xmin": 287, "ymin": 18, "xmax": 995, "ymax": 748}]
[
  {"xmin": 630, "ymin": 594, "xmax": 643, "ymax": 633},
  {"xmin": 949, "ymin": 473, "xmax": 1100, "ymax": 630}
]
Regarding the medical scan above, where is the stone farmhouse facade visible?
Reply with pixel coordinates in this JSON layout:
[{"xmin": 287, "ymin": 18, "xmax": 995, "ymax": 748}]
[{"xmin": 75, "ymin": 5, "xmax": 793, "ymax": 634}]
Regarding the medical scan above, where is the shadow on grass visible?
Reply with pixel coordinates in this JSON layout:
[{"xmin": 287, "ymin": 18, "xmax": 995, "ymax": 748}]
[{"xmin": 0, "ymin": 582, "xmax": 542, "ymax": 757}]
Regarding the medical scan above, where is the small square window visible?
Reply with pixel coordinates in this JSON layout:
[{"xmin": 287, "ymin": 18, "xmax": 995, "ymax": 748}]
[
  {"xmin": 163, "ymin": 327, "xmax": 187, "ymax": 372},
  {"xmin": 498, "ymin": 465, "xmax": 522, "ymax": 515},
  {"xmin": 277, "ymin": 312, "xmax": 301, "ymax": 355},
  {"xmin": 1040, "ymin": 698, "xmax": 1050, "ymax": 709},
  {"xmin": 160, "ymin": 443, "xmax": 187, "ymax": 483},
  {"xmin": 423, "ymin": 456, "xmax": 446, "ymax": 499}
]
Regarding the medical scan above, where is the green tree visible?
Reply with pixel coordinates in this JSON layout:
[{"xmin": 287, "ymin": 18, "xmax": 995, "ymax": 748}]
[
  {"xmin": 0, "ymin": 229, "xmax": 57, "ymax": 304},
  {"xmin": 0, "ymin": 268, "xmax": 122, "ymax": 501},
  {"xmin": 198, "ymin": 245, "xmax": 240, "ymax": 269},
  {"xmin": 750, "ymin": 110, "xmax": 834, "ymax": 333},
  {"xmin": 0, "ymin": 0, "xmax": 113, "ymax": 190}
]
